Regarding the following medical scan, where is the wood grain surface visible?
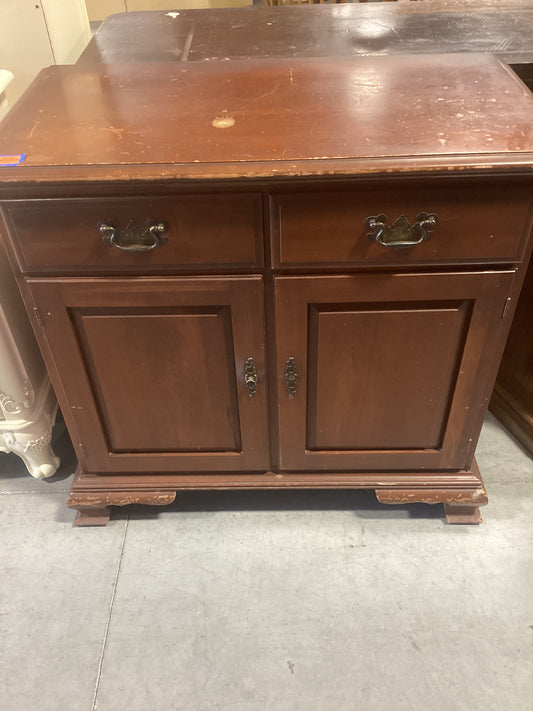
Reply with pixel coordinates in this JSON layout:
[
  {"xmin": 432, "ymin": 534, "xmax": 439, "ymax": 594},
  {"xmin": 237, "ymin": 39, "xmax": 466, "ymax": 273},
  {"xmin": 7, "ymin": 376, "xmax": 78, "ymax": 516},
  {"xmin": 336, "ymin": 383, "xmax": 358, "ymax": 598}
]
[
  {"xmin": 78, "ymin": 5, "xmax": 533, "ymax": 66},
  {"xmin": 0, "ymin": 55, "xmax": 532, "ymax": 184}
]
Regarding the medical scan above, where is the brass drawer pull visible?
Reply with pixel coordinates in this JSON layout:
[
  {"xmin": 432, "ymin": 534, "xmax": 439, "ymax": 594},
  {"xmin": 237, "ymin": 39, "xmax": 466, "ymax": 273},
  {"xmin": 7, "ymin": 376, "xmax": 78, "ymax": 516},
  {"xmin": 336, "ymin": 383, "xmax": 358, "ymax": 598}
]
[
  {"xmin": 98, "ymin": 218, "xmax": 168, "ymax": 253},
  {"xmin": 244, "ymin": 357, "xmax": 258, "ymax": 398},
  {"xmin": 366, "ymin": 212, "xmax": 438, "ymax": 249},
  {"xmin": 285, "ymin": 357, "xmax": 297, "ymax": 398}
]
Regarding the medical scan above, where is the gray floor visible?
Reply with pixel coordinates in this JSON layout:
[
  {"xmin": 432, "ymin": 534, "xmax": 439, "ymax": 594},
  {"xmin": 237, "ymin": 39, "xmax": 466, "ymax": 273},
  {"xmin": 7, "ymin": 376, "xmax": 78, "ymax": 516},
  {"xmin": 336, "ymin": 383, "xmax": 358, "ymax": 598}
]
[{"xmin": 0, "ymin": 413, "xmax": 532, "ymax": 711}]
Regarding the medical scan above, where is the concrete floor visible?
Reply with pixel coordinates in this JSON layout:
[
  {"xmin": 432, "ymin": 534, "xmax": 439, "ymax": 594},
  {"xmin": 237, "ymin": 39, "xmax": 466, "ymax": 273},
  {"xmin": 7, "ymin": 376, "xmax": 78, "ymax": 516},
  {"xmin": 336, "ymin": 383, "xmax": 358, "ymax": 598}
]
[{"xmin": 0, "ymin": 413, "xmax": 531, "ymax": 711}]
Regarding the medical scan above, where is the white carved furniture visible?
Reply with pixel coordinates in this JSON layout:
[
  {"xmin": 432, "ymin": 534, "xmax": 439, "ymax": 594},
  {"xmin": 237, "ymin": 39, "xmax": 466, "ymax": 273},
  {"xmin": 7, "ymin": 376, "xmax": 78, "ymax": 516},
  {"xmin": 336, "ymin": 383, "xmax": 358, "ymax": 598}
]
[
  {"xmin": 0, "ymin": 38, "xmax": 63, "ymax": 478},
  {"xmin": 0, "ymin": 238, "xmax": 60, "ymax": 478}
]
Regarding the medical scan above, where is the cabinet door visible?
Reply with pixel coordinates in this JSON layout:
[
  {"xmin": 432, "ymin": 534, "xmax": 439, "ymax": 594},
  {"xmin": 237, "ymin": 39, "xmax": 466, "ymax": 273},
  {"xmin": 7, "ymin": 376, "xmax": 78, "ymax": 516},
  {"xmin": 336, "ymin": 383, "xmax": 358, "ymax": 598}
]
[
  {"xmin": 275, "ymin": 271, "xmax": 514, "ymax": 472},
  {"xmin": 27, "ymin": 276, "xmax": 269, "ymax": 473}
]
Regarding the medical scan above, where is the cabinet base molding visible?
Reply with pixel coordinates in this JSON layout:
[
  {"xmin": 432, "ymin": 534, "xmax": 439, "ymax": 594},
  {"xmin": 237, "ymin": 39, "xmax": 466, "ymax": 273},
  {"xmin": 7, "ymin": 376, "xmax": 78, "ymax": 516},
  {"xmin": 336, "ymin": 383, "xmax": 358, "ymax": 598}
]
[
  {"xmin": 67, "ymin": 462, "xmax": 487, "ymax": 526},
  {"xmin": 376, "ymin": 480, "xmax": 487, "ymax": 525},
  {"xmin": 68, "ymin": 471, "xmax": 177, "ymax": 526}
]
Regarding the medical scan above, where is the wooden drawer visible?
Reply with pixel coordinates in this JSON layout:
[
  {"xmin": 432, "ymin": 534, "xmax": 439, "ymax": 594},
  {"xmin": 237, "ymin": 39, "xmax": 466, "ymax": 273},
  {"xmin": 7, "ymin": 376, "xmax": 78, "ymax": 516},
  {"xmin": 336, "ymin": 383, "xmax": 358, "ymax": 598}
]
[
  {"xmin": 271, "ymin": 184, "xmax": 532, "ymax": 268},
  {"xmin": 2, "ymin": 193, "xmax": 263, "ymax": 273}
]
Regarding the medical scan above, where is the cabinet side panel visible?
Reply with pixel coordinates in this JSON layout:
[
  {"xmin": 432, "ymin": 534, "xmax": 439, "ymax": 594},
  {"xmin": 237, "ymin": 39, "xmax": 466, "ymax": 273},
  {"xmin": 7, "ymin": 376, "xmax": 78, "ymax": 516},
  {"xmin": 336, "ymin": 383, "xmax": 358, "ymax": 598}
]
[{"xmin": 491, "ymin": 254, "xmax": 533, "ymax": 453}]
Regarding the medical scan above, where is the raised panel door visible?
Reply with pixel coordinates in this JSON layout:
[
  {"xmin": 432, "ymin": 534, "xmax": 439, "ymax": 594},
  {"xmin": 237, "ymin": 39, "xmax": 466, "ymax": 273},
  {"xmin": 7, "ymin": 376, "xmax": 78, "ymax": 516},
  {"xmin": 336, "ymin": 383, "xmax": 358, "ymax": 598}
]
[
  {"xmin": 26, "ymin": 276, "xmax": 269, "ymax": 472},
  {"xmin": 275, "ymin": 271, "xmax": 515, "ymax": 471}
]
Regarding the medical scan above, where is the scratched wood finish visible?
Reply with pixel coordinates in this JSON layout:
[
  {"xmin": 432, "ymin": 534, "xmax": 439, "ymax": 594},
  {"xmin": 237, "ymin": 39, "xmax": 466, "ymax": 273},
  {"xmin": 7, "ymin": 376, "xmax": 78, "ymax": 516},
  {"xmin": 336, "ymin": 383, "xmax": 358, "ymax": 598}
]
[
  {"xmin": 65, "ymin": 461, "xmax": 489, "ymax": 525},
  {"xmin": 1, "ymin": 56, "xmax": 533, "ymax": 184},
  {"xmin": 78, "ymin": 5, "xmax": 533, "ymax": 66}
]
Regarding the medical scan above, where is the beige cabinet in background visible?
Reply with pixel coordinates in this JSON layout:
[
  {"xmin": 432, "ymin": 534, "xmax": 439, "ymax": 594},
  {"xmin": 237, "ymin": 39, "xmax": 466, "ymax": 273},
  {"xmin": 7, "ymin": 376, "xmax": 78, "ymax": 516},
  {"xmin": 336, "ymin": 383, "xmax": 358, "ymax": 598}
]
[
  {"xmin": 85, "ymin": 0, "xmax": 252, "ymax": 22},
  {"xmin": 85, "ymin": 0, "xmax": 126, "ymax": 19},
  {"xmin": 0, "ymin": 0, "xmax": 91, "ymax": 105}
]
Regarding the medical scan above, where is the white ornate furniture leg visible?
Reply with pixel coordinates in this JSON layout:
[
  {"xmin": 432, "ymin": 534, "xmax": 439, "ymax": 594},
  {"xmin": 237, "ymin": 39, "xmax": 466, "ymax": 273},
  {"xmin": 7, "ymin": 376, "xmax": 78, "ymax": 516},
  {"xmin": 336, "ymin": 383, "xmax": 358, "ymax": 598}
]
[{"xmin": 0, "ymin": 237, "xmax": 60, "ymax": 478}]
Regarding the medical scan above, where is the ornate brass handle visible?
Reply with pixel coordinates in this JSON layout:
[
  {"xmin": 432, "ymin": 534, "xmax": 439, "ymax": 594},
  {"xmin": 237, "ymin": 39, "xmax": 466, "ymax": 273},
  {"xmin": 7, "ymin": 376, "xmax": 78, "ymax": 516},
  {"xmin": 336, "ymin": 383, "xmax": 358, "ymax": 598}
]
[
  {"xmin": 244, "ymin": 358, "xmax": 258, "ymax": 398},
  {"xmin": 365, "ymin": 212, "xmax": 438, "ymax": 249},
  {"xmin": 285, "ymin": 357, "xmax": 297, "ymax": 398},
  {"xmin": 98, "ymin": 218, "xmax": 168, "ymax": 253}
]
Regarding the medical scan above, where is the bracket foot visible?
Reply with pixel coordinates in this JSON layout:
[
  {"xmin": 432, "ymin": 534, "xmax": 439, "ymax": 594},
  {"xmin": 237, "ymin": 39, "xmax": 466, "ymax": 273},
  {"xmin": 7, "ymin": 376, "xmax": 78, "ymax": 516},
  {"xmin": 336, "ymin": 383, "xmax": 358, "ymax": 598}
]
[
  {"xmin": 73, "ymin": 506, "xmax": 111, "ymax": 527},
  {"xmin": 444, "ymin": 503, "xmax": 482, "ymax": 525}
]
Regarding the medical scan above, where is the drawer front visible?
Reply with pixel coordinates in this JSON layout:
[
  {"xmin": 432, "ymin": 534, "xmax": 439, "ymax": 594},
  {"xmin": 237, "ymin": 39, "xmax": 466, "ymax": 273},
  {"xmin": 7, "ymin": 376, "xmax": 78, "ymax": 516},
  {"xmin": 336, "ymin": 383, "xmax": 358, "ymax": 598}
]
[
  {"xmin": 271, "ymin": 185, "xmax": 531, "ymax": 268},
  {"xmin": 3, "ymin": 193, "xmax": 263, "ymax": 273}
]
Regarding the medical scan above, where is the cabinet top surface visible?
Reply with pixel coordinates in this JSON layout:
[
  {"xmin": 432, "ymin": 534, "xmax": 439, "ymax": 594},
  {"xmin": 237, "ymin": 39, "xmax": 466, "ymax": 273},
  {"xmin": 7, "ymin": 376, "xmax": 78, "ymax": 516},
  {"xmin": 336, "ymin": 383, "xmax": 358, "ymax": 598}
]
[
  {"xmin": 0, "ymin": 54, "xmax": 532, "ymax": 184},
  {"xmin": 79, "ymin": 5, "xmax": 533, "ymax": 66}
]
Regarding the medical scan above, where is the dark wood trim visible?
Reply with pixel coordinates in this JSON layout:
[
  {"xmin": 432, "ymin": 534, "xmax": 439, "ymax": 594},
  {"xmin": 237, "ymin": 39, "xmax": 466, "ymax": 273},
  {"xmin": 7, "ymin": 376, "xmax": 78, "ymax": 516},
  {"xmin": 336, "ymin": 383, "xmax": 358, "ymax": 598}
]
[
  {"xmin": 67, "ymin": 462, "xmax": 487, "ymax": 524},
  {"xmin": 490, "ymin": 385, "xmax": 533, "ymax": 455},
  {"xmin": 2, "ymin": 153, "xmax": 533, "ymax": 187},
  {"xmin": 67, "ymin": 468, "xmax": 484, "ymax": 493},
  {"xmin": 1, "ymin": 56, "xmax": 532, "ymax": 186}
]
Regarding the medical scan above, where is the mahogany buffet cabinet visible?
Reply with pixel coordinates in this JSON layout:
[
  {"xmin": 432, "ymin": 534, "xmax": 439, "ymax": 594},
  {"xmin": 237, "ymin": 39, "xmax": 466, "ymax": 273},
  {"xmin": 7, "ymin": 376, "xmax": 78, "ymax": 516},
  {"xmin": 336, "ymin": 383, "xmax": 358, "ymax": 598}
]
[
  {"xmin": 79, "ymin": 4, "xmax": 533, "ymax": 457},
  {"xmin": 0, "ymin": 54, "xmax": 532, "ymax": 525}
]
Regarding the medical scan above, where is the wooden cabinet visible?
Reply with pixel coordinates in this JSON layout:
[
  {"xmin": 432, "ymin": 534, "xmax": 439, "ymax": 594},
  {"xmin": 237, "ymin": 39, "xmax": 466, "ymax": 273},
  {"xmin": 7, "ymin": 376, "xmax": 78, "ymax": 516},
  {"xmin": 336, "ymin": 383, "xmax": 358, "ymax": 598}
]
[
  {"xmin": 5, "ymin": 181, "xmax": 526, "ymax": 527},
  {"xmin": 0, "ymin": 55, "xmax": 532, "ymax": 526}
]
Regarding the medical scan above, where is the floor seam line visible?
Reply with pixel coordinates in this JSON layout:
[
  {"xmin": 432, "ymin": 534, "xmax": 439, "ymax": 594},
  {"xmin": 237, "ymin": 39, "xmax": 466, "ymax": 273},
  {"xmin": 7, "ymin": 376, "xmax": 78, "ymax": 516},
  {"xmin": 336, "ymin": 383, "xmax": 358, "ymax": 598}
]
[{"xmin": 91, "ymin": 514, "xmax": 130, "ymax": 711}]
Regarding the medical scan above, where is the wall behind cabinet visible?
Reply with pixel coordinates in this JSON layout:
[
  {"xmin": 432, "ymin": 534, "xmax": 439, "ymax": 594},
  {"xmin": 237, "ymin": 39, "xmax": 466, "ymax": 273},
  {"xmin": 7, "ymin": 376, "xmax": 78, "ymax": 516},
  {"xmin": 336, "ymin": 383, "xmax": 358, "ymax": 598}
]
[
  {"xmin": 0, "ymin": 1, "xmax": 91, "ymax": 105},
  {"xmin": 85, "ymin": 0, "xmax": 252, "ymax": 22}
]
